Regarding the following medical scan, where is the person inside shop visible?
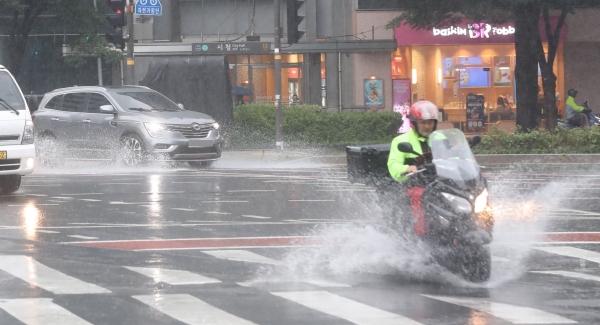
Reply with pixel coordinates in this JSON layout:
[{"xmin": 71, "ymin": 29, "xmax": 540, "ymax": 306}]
[
  {"xmin": 565, "ymin": 88, "xmax": 590, "ymax": 129},
  {"xmin": 491, "ymin": 96, "xmax": 514, "ymax": 122}
]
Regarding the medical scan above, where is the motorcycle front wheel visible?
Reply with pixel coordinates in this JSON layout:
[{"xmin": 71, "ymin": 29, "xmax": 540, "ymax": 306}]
[{"xmin": 456, "ymin": 245, "xmax": 491, "ymax": 283}]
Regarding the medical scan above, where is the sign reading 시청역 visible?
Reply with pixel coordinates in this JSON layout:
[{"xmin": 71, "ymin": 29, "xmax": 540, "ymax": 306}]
[{"xmin": 192, "ymin": 42, "xmax": 271, "ymax": 55}]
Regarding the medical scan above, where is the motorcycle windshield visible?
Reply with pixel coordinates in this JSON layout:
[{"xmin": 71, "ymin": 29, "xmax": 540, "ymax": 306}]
[{"xmin": 430, "ymin": 129, "xmax": 480, "ymax": 187}]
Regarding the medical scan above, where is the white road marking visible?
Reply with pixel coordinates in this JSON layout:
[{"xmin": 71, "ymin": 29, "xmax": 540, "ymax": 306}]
[
  {"xmin": 241, "ymin": 215, "xmax": 271, "ymax": 219},
  {"xmin": 0, "ymin": 255, "xmax": 110, "ymax": 294},
  {"xmin": 303, "ymin": 279, "xmax": 352, "ymax": 288},
  {"xmin": 422, "ymin": 295, "xmax": 576, "ymax": 324},
  {"xmin": 36, "ymin": 230, "xmax": 60, "ymax": 234},
  {"xmin": 227, "ymin": 190, "xmax": 276, "ymax": 192},
  {"xmin": 67, "ymin": 235, "xmax": 99, "ymax": 240},
  {"xmin": 317, "ymin": 189, "xmax": 375, "ymax": 192},
  {"xmin": 124, "ymin": 266, "xmax": 221, "ymax": 285},
  {"xmin": 492, "ymin": 256, "xmax": 511, "ymax": 262},
  {"xmin": 272, "ymin": 291, "xmax": 424, "ymax": 325},
  {"xmin": 289, "ymin": 199, "xmax": 335, "ymax": 202},
  {"xmin": 19, "ymin": 184, "xmax": 61, "ymax": 187},
  {"xmin": 133, "ymin": 294, "xmax": 258, "ymax": 325},
  {"xmin": 61, "ymin": 193, "xmax": 103, "ymax": 196},
  {"xmin": 535, "ymin": 246, "xmax": 600, "ymax": 264},
  {"xmin": 172, "ymin": 208, "xmax": 197, "ymax": 212},
  {"xmin": 172, "ymin": 181, "xmax": 208, "ymax": 184},
  {"xmin": 531, "ymin": 270, "xmax": 600, "ymax": 282},
  {"xmin": 79, "ymin": 199, "xmax": 102, "ymax": 202},
  {"xmin": 141, "ymin": 191, "xmax": 184, "ymax": 194},
  {"xmin": 0, "ymin": 298, "xmax": 93, "ymax": 325},
  {"xmin": 201, "ymin": 200, "xmax": 249, "ymax": 203},
  {"xmin": 8, "ymin": 204, "xmax": 59, "ymax": 207},
  {"xmin": 205, "ymin": 211, "xmax": 231, "ymax": 215},
  {"xmin": 50, "ymin": 197, "xmax": 73, "ymax": 200},
  {"xmin": 99, "ymin": 183, "xmax": 141, "ymax": 185},
  {"xmin": 203, "ymin": 250, "xmax": 281, "ymax": 265}
]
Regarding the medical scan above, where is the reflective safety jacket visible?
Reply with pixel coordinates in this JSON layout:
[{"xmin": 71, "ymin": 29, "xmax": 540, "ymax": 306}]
[
  {"xmin": 566, "ymin": 96, "xmax": 585, "ymax": 120},
  {"xmin": 388, "ymin": 128, "xmax": 431, "ymax": 182}
]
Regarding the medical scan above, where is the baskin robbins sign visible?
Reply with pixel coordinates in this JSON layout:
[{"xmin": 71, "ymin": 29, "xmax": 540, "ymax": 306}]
[{"xmin": 395, "ymin": 18, "xmax": 566, "ymax": 45}]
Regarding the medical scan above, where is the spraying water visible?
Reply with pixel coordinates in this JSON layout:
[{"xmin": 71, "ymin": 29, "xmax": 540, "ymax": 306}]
[{"xmin": 256, "ymin": 166, "xmax": 582, "ymax": 288}]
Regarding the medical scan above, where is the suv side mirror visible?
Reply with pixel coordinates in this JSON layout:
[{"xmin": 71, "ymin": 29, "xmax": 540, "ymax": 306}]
[
  {"xmin": 469, "ymin": 135, "xmax": 482, "ymax": 148},
  {"xmin": 177, "ymin": 103, "xmax": 185, "ymax": 110},
  {"xmin": 99, "ymin": 105, "xmax": 116, "ymax": 114}
]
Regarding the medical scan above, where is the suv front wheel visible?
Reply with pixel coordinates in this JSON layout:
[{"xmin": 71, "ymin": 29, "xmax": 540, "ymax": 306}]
[{"xmin": 119, "ymin": 134, "xmax": 146, "ymax": 166}]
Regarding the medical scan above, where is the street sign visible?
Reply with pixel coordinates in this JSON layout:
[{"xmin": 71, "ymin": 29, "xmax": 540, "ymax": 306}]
[
  {"xmin": 135, "ymin": 0, "xmax": 162, "ymax": 16},
  {"xmin": 192, "ymin": 42, "xmax": 272, "ymax": 55}
]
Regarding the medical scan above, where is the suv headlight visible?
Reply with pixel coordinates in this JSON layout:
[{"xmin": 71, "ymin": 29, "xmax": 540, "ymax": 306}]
[
  {"xmin": 212, "ymin": 122, "xmax": 220, "ymax": 130},
  {"xmin": 22, "ymin": 120, "xmax": 34, "ymax": 144},
  {"xmin": 474, "ymin": 188, "xmax": 489, "ymax": 213},
  {"xmin": 442, "ymin": 192, "xmax": 472, "ymax": 214},
  {"xmin": 144, "ymin": 123, "xmax": 167, "ymax": 138}
]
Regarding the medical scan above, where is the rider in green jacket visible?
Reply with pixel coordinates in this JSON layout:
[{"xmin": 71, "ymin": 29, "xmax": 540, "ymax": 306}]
[{"xmin": 388, "ymin": 101, "xmax": 440, "ymax": 182}]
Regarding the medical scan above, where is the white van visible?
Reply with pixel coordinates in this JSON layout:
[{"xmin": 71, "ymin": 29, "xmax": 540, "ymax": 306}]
[{"xmin": 0, "ymin": 65, "xmax": 35, "ymax": 194}]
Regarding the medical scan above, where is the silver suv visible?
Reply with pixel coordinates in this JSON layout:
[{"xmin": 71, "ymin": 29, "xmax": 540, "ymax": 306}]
[{"xmin": 33, "ymin": 86, "xmax": 223, "ymax": 167}]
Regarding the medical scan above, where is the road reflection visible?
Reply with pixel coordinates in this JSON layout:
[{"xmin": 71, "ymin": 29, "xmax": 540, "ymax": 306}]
[{"xmin": 21, "ymin": 203, "xmax": 41, "ymax": 240}]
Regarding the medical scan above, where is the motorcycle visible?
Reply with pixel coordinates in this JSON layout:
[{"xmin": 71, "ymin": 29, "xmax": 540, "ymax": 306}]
[
  {"xmin": 558, "ymin": 102, "xmax": 600, "ymax": 128},
  {"xmin": 346, "ymin": 128, "xmax": 494, "ymax": 282}
]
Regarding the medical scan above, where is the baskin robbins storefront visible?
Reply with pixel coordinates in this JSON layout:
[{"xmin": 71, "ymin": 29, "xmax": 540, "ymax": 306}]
[{"xmin": 390, "ymin": 19, "xmax": 566, "ymax": 131}]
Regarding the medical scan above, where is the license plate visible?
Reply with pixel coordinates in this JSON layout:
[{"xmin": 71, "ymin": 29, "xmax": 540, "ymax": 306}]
[
  {"xmin": 188, "ymin": 139, "xmax": 214, "ymax": 148},
  {"xmin": 0, "ymin": 151, "xmax": 6, "ymax": 160}
]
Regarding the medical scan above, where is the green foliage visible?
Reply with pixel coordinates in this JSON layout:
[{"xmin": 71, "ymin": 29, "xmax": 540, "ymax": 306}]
[
  {"xmin": 64, "ymin": 34, "xmax": 123, "ymax": 68},
  {"xmin": 473, "ymin": 125, "xmax": 600, "ymax": 154},
  {"xmin": 227, "ymin": 104, "xmax": 402, "ymax": 149}
]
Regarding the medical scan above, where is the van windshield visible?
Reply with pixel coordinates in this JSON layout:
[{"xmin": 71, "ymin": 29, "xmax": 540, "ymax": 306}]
[
  {"xmin": 111, "ymin": 91, "xmax": 183, "ymax": 112},
  {"xmin": 0, "ymin": 71, "xmax": 26, "ymax": 110}
]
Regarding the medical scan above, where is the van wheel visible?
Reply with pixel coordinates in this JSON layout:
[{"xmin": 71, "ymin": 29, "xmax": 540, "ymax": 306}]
[
  {"xmin": 0, "ymin": 175, "xmax": 21, "ymax": 194},
  {"xmin": 36, "ymin": 134, "xmax": 65, "ymax": 167},
  {"xmin": 119, "ymin": 134, "xmax": 146, "ymax": 166},
  {"xmin": 188, "ymin": 161, "xmax": 213, "ymax": 168}
]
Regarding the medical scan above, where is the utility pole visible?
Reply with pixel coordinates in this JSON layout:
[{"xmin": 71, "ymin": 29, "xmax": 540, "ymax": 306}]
[
  {"xmin": 125, "ymin": 0, "xmax": 135, "ymax": 85},
  {"xmin": 93, "ymin": 0, "xmax": 103, "ymax": 86},
  {"xmin": 274, "ymin": 0, "xmax": 283, "ymax": 151}
]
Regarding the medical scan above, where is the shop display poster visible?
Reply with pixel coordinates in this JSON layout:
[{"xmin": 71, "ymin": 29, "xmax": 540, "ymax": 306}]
[
  {"xmin": 443, "ymin": 57, "xmax": 455, "ymax": 77},
  {"xmin": 365, "ymin": 79, "xmax": 384, "ymax": 107},
  {"xmin": 493, "ymin": 56, "xmax": 512, "ymax": 86},
  {"xmin": 466, "ymin": 93, "xmax": 485, "ymax": 130},
  {"xmin": 392, "ymin": 79, "xmax": 411, "ymax": 110},
  {"xmin": 459, "ymin": 68, "xmax": 490, "ymax": 88}
]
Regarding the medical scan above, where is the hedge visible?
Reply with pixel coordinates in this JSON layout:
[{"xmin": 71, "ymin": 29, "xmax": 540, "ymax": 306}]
[
  {"xmin": 473, "ymin": 126, "xmax": 600, "ymax": 154},
  {"xmin": 225, "ymin": 103, "xmax": 600, "ymax": 153},
  {"xmin": 226, "ymin": 103, "xmax": 402, "ymax": 149}
]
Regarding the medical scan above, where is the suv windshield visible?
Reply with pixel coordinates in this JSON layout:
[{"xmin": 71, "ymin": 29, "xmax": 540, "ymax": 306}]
[
  {"xmin": 111, "ymin": 91, "xmax": 183, "ymax": 112},
  {"xmin": 0, "ymin": 71, "xmax": 26, "ymax": 110}
]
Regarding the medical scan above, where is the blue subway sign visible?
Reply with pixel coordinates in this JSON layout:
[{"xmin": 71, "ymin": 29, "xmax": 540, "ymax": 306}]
[{"xmin": 135, "ymin": 0, "xmax": 162, "ymax": 16}]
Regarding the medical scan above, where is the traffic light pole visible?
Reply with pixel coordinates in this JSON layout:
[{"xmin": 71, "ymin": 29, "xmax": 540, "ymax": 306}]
[
  {"xmin": 125, "ymin": 0, "xmax": 135, "ymax": 85},
  {"xmin": 274, "ymin": 0, "xmax": 283, "ymax": 151}
]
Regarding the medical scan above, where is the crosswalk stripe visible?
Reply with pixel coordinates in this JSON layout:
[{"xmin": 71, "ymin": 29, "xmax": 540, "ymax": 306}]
[
  {"xmin": 133, "ymin": 293, "xmax": 258, "ymax": 325},
  {"xmin": 237, "ymin": 279, "xmax": 351, "ymax": 288},
  {"xmin": 272, "ymin": 291, "xmax": 424, "ymax": 325},
  {"xmin": 0, "ymin": 298, "xmax": 93, "ymax": 325},
  {"xmin": 0, "ymin": 255, "xmax": 110, "ymax": 294},
  {"xmin": 531, "ymin": 270, "xmax": 600, "ymax": 283},
  {"xmin": 535, "ymin": 246, "xmax": 600, "ymax": 263},
  {"xmin": 203, "ymin": 250, "xmax": 282, "ymax": 265},
  {"xmin": 124, "ymin": 266, "xmax": 221, "ymax": 285},
  {"xmin": 422, "ymin": 295, "xmax": 576, "ymax": 324}
]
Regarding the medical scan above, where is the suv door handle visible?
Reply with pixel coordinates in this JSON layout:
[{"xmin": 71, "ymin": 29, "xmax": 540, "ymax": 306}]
[
  {"xmin": 82, "ymin": 119, "xmax": 91, "ymax": 123},
  {"xmin": 50, "ymin": 117, "xmax": 59, "ymax": 121}
]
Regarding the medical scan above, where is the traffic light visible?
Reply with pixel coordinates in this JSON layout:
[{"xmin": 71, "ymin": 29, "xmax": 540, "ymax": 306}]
[
  {"xmin": 286, "ymin": 0, "xmax": 305, "ymax": 44},
  {"xmin": 105, "ymin": 0, "xmax": 126, "ymax": 50}
]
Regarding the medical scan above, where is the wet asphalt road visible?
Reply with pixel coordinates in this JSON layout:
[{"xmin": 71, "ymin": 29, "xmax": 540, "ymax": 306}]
[{"xmin": 1, "ymin": 155, "xmax": 600, "ymax": 325}]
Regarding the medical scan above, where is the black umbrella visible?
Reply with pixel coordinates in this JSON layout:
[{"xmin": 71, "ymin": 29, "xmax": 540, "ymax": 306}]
[{"xmin": 232, "ymin": 86, "xmax": 252, "ymax": 96}]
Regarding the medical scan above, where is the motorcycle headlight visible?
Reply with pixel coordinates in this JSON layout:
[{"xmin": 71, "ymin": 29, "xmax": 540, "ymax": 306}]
[
  {"xmin": 22, "ymin": 120, "xmax": 34, "ymax": 144},
  {"xmin": 144, "ymin": 123, "xmax": 167, "ymax": 138},
  {"xmin": 442, "ymin": 192, "xmax": 472, "ymax": 214},
  {"xmin": 474, "ymin": 188, "xmax": 489, "ymax": 213},
  {"xmin": 212, "ymin": 122, "xmax": 220, "ymax": 130}
]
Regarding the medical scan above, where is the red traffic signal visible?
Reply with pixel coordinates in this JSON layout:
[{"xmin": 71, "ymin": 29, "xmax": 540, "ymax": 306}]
[{"xmin": 106, "ymin": 0, "xmax": 125, "ymax": 12}]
